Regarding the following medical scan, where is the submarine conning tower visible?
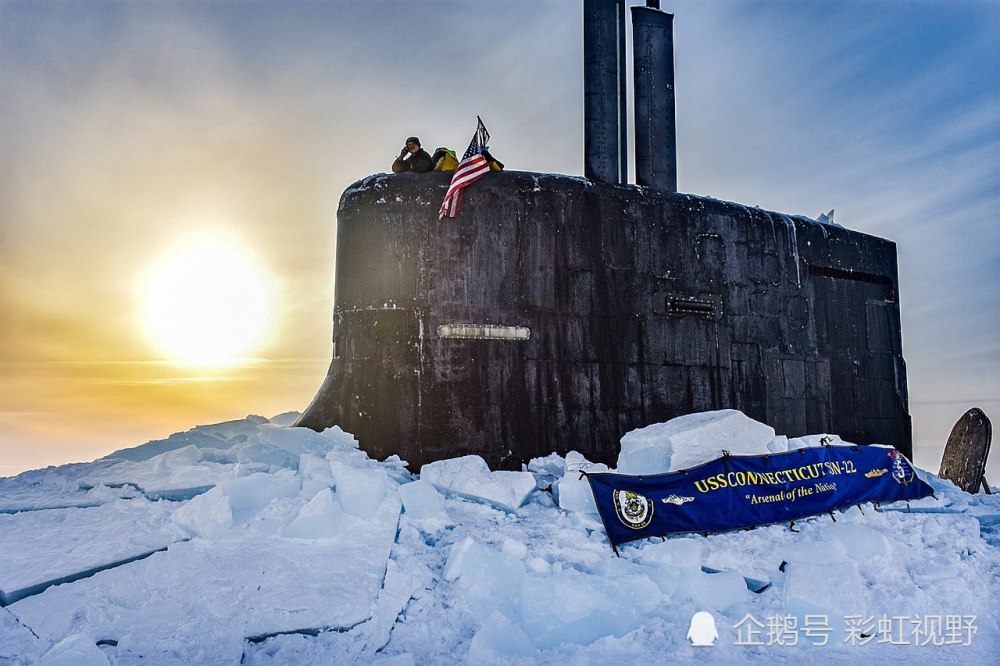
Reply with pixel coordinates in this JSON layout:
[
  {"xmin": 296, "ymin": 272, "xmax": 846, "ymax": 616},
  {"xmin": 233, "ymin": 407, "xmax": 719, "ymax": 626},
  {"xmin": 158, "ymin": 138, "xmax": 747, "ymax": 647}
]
[
  {"xmin": 296, "ymin": 0, "xmax": 911, "ymax": 469},
  {"xmin": 296, "ymin": 171, "xmax": 912, "ymax": 469}
]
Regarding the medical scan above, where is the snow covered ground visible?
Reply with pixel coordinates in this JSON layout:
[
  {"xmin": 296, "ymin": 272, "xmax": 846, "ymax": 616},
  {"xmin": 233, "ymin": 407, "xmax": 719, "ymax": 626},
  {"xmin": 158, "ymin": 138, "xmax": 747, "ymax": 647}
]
[{"xmin": 1, "ymin": 411, "xmax": 997, "ymax": 664}]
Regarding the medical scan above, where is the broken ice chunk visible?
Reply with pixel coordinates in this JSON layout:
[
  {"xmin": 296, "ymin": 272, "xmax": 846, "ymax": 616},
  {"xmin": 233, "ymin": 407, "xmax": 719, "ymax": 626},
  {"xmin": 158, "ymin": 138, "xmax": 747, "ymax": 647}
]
[
  {"xmin": 824, "ymin": 523, "xmax": 890, "ymax": 560},
  {"xmin": 616, "ymin": 424, "xmax": 676, "ymax": 475},
  {"xmin": 443, "ymin": 537, "xmax": 476, "ymax": 582},
  {"xmin": 321, "ymin": 425, "xmax": 360, "ymax": 449},
  {"xmin": 331, "ymin": 463, "xmax": 388, "ymax": 519},
  {"xmin": 674, "ymin": 569, "xmax": 747, "ymax": 611},
  {"xmin": 444, "ymin": 538, "xmax": 525, "ymax": 621},
  {"xmin": 617, "ymin": 441, "xmax": 672, "ymax": 475},
  {"xmin": 767, "ymin": 435, "xmax": 790, "ymax": 453},
  {"xmin": 777, "ymin": 537, "xmax": 850, "ymax": 565},
  {"xmin": 283, "ymin": 488, "xmax": 344, "ymax": 539},
  {"xmin": 420, "ymin": 455, "xmax": 535, "ymax": 512},
  {"xmin": 170, "ymin": 487, "xmax": 233, "ymax": 540},
  {"xmin": 252, "ymin": 425, "xmax": 351, "ymax": 460},
  {"xmin": 153, "ymin": 444, "xmax": 202, "ymax": 470},
  {"xmin": 638, "ymin": 537, "xmax": 704, "ymax": 570},
  {"xmin": 298, "ymin": 453, "xmax": 335, "ymax": 485},
  {"xmin": 398, "ymin": 479, "xmax": 446, "ymax": 520},
  {"xmin": 517, "ymin": 571, "xmax": 660, "ymax": 648},
  {"xmin": 619, "ymin": 410, "xmax": 776, "ymax": 473},
  {"xmin": 40, "ymin": 634, "xmax": 109, "ymax": 666},
  {"xmin": 783, "ymin": 561, "xmax": 866, "ymax": 625},
  {"xmin": 658, "ymin": 409, "xmax": 775, "ymax": 468},
  {"xmin": 556, "ymin": 451, "xmax": 608, "ymax": 515},
  {"xmin": 527, "ymin": 453, "xmax": 566, "ymax": 478},
  {"xmin": 468, "ymin": 611, "xmax": 536, "ymax": 660},
  {"xmin": 300, "ymin": 478, "xmax": 330, "ymax": 500},
  {"xmin": 501, "ymin": 538, "xmax": 528, "ymax": 560},
  {"xmin": 220, "ymin": 472, "xmax": 300, "ymax": 522}
]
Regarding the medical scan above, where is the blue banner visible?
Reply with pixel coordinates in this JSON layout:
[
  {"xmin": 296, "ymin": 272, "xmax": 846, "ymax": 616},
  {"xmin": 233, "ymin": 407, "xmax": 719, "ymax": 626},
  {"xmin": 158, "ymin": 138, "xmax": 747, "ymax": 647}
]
[{"xmin": 586, "ymin": 445, "xmax": 933, "ymax": 547}]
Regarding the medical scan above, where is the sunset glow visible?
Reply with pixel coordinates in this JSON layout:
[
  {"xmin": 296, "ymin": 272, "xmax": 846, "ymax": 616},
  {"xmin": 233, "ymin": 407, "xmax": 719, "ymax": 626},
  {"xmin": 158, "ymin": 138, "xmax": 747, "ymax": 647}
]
[
  {"xmin": 0, "ymin": 0, "xmax": 995, "ymax": 479},
  {"xmin": 139, "ymin": 231, "xmax": 274, "ymax": 367}
]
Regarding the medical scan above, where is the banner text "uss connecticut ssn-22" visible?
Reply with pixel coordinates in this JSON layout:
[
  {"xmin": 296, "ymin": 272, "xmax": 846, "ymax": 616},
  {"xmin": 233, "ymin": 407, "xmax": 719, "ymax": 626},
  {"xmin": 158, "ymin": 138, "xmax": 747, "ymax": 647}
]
[{"xmin": 586, "ymin": 445, "xmax": 934, "ymax": 547}]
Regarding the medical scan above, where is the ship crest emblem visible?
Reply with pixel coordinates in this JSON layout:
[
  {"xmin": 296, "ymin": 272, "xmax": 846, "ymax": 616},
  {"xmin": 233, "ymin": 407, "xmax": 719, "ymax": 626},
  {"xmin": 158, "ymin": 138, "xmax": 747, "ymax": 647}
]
[
  {"xmin": 613, "ymin": 489, "xmax": 654, "ymax": 529},
  {"xmin": 662, "ymin": 494, "xmax": 695, "ymax": 506},
  {"xmin": 888, "ymin": 450, "xmax": 915, "ymax": 485}
]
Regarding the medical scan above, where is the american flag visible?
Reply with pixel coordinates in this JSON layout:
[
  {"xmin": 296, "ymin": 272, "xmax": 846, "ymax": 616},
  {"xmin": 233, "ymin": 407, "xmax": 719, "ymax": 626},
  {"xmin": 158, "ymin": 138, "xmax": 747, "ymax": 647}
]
[{"xmin": 439, "ymin": 117, "xmax": 492, "ymax": 219}]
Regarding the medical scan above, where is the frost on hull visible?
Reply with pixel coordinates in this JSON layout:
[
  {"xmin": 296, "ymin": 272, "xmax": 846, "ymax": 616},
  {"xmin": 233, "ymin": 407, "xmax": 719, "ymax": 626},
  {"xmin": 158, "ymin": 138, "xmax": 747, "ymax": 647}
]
[{"xmin": 296, "ymin": 171, "xmax": 911, "ymax": 469}]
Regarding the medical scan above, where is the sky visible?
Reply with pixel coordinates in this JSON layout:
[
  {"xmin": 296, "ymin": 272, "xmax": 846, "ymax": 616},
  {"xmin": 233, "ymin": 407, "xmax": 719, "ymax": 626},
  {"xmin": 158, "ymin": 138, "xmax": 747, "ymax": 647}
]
[{"xmin": 0, "ymin": 0, "xmax": 997, "ymax": 478}]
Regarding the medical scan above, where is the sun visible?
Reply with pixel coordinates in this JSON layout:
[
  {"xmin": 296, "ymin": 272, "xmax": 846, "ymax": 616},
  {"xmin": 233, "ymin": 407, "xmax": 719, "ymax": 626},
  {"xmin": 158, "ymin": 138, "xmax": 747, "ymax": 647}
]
[{"xmin": 140, "ymin": 231, "xmax": 275, "ymax": 367}]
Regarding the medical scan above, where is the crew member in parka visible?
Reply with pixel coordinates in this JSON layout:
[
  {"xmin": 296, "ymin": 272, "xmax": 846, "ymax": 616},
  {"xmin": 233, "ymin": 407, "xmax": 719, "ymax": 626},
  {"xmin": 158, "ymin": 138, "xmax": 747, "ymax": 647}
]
[{"xmin": 392, "ymin": 136, "xmax": 434, "ymax": 173}]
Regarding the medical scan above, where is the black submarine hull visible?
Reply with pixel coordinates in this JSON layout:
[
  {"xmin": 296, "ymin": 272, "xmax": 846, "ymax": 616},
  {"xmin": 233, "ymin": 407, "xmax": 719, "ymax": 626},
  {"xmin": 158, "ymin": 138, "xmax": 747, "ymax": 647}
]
[{"xmin": 297, "ymin": 171, "xmax": 911, "ymax": 469}]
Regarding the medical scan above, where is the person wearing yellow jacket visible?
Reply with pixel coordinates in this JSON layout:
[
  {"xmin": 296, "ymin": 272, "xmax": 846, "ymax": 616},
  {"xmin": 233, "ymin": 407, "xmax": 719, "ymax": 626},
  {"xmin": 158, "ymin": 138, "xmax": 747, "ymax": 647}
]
[
  {"xmin": 431, "ymin": 147, "xmax": 459, "ymax": 171},
  {"xmin": 431, "ymin": 146, "xmax": 504, "ymax": 172}
]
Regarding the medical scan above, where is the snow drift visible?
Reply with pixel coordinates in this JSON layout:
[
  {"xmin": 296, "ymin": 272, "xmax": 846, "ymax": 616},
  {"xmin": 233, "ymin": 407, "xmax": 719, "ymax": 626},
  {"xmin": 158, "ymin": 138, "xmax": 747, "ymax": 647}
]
[{"xmin": 0, "ymin": 410, "xmax": 997, "ymax": 664}]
